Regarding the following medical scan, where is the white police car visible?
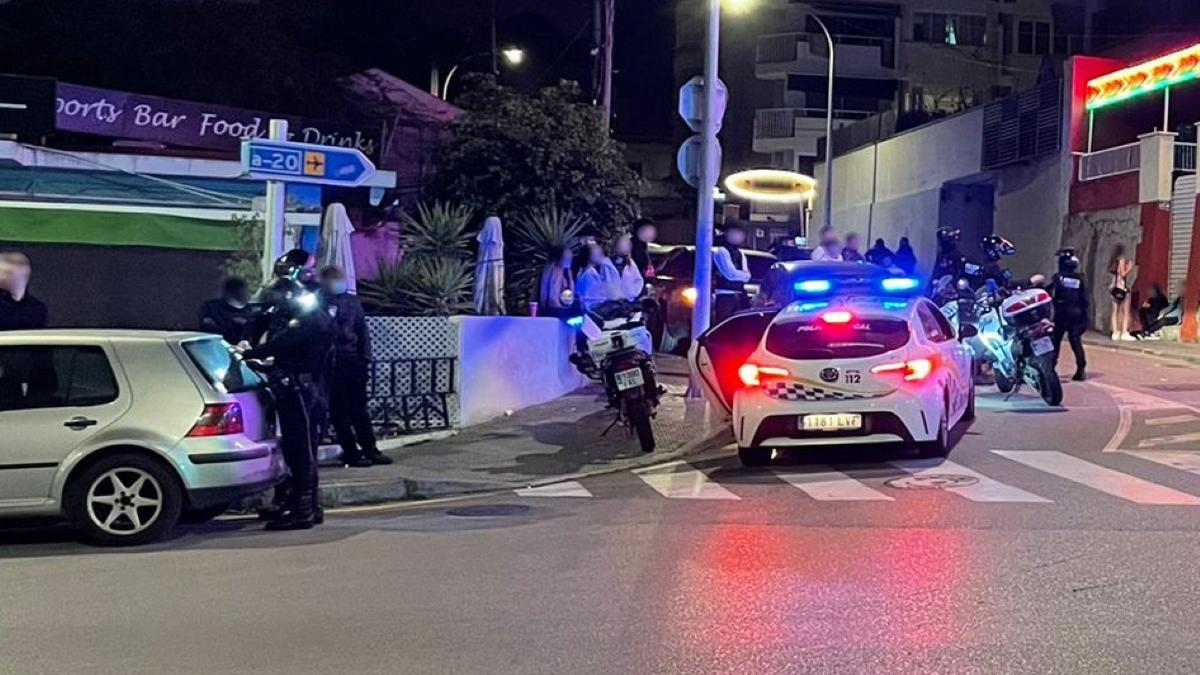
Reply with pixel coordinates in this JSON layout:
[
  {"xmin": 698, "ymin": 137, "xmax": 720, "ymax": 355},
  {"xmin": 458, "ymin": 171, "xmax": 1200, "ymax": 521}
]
[{"xmin": 690, "ymin": 262, "xmax": 976, "ymax": 466}]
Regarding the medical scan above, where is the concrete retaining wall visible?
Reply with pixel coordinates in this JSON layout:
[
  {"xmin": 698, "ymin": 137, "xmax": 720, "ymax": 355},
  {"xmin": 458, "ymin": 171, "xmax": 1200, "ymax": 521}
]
[{"xmin": 451, "ymin": 316, "xmax": 588, "ymax": 427}]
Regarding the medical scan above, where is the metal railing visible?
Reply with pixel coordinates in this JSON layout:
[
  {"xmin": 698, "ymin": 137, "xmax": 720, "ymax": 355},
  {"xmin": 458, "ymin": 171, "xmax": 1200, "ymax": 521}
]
[
  {"xmin": 1077, "ymin": 142, "xmax": 1141, "ymax": 182},
  {"xmin": 367, "ymin": 357, "xmax": 456, "ymax": 435},
  {"xmin": 1176, "ymin": 142, "xmax": 1197, "ymax": 173},
  {"xmin": 754, "ymin": 107, "xmax": 874, "ymax": 139},
  {"xmin": 755, "ymin": 31, "xmax": 892, "ymax": 64}
]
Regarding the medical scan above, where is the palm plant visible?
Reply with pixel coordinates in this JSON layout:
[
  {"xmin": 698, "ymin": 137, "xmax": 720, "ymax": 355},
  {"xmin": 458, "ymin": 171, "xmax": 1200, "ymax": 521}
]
[
  {"xmin": 402, "ymin": 201, "xmax": 476, "ymax": 260},
  {"xmin": 359, "ymin": 256, "xmax": 475, "ymax": 317},
  {"xmin": 508, "ymin": 205, "xmax": 591, "ymax": 308}
]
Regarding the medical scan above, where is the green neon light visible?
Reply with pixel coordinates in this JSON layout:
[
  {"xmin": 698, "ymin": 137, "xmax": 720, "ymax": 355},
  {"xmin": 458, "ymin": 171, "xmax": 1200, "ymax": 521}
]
[{"xmin": 1087, "ymin": 69, "xmax": 1200, "ymax": 110}]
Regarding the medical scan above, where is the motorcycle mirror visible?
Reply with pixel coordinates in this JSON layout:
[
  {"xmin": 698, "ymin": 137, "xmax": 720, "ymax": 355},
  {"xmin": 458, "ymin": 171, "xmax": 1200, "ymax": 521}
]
[
  {"xmin": 560, "ymin": 289, "xmax": 575, "ymax": 305},
  {"xmin": 959, "ymin": 324, "xmax": 979, "ymax": 340}
]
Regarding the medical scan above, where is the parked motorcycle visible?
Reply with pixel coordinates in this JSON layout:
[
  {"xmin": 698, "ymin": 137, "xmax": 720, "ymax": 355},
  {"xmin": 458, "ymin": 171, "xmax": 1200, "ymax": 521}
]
[
  {"xmin": 974, "ymin": 284, "xmax": 1063, "ymax": 406},
  {"xmin": 568, "ymin": 300, "xmax": 661, "ymax": 452}
]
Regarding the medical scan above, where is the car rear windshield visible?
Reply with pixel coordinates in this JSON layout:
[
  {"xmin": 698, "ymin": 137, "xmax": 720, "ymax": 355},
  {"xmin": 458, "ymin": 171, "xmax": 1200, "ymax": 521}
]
[
  {"xmin": 764, "ymin": 317, "xmax": 910, "ymax": 359},
  {"xmin": 183, "ymin": 338, "xmax": 265, "ymax": 394},
  {"xmin": 659, "ymin": 251, "xmax": 774, "ymax": 282}
]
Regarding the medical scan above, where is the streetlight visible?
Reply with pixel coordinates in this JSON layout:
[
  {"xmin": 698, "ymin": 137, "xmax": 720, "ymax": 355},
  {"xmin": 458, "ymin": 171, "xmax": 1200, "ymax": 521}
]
[
  {"xmin": 810, "ymin": 14, "xmax": 835, "ymax": 231},
  {"xmin": 440, "ymin": 47, "xmax": 526, "ymax": 100}
]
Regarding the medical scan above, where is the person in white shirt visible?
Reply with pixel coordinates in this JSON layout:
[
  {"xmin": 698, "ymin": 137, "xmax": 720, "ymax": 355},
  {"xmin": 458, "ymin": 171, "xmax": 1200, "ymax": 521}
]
[
  {"xmin": 610, "ymin": 233, "xmax": 645, "ymax": 300},
  {"xmin": 713, "ymin": 222, "xmax": 753, "ymax": 323},
  {"xmin": 574, "ymin": 242, "xmax": 626, "ymax": 309},
  {"xmin": 809, "ymin": 225, "xmax": 843, "ymax": 261}
]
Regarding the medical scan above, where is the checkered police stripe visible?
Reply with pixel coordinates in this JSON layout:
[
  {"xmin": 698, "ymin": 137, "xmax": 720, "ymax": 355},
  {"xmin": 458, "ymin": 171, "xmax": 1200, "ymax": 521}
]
[{"xmin": 763, "ymin": 382, "xmax": 878, "ymax": 402}]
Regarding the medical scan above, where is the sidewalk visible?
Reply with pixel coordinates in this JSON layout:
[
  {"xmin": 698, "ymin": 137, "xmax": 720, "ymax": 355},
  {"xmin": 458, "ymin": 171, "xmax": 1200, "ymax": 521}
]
[
  {"xmin": 316, "ymin": 355, "xmax": 728, "ymax": 506},
  {"xmin": 1083, "ymin": 331, "xmax": 1200, "ymax": 366}
]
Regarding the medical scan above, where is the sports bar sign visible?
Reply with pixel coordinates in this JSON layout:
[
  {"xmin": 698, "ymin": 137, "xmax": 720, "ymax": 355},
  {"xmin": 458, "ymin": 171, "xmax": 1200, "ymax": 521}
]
[{"xmin": 54, "ymin": 82, "xmax": 382, "ymax": 160}]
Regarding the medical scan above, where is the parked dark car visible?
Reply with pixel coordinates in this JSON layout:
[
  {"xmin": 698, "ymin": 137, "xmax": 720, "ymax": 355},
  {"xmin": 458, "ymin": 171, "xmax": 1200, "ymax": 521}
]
[{"xmin": 648, "ymin": 245, "xmax": 778, "ymax": 354}]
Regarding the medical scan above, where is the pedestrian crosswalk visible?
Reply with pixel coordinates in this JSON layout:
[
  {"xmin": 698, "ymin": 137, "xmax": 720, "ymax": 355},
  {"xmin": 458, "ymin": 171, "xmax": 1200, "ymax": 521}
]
[{"xmin": 512, "ymin": 450, "xmax": 1200, "ymax": 506}]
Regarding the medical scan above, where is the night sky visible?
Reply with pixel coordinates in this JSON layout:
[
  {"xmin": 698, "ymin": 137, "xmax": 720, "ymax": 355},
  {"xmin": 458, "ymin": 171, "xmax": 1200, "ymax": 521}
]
[{"xmin": 0, "ymin": 0, "xmax": 676, "ymax": 143}]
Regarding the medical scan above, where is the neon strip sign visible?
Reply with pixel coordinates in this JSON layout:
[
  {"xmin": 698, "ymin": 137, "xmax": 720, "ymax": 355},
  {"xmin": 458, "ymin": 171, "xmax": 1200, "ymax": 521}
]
[{"xmin": 1087, "ymin": 43, "xmax": 1200, "ymax": 110}]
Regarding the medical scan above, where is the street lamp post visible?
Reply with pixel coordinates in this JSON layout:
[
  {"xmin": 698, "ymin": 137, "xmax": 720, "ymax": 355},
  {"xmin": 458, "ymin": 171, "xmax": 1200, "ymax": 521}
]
[
  {"xmin": 811, "ymin": 14, "xmax": 836, "ymax": 230},
  {"xmin": 440, "ymin": 47, "xmax": 525, "ymax": 100}
]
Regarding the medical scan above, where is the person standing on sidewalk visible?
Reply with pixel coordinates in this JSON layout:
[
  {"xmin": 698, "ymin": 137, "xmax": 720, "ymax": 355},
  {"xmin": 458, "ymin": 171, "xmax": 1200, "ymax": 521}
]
[
  {"xmin": 0, "ymin": 252, "xmax": 48, "ymax": 331},
  {"xmin": 320, "ymin": 266, "xmax": 391, "ymax": 468},
  {"xmin": 1109, "ymin": 245, "xmax": 1134, "ymax": 340},
  {"xmin": 198, "ymin": 277, "xmax": 255, "ymax": 345},
  {"xmin": 1050, "ymin": 248, "xmax": 1089, "ymax": 381}
]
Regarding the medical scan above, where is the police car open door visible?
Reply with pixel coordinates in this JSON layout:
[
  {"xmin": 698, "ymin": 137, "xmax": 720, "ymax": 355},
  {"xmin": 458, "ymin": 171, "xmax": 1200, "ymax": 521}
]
[{"xmin": 688, "ymin": 308, "xmax": 778, "ymax": 416}]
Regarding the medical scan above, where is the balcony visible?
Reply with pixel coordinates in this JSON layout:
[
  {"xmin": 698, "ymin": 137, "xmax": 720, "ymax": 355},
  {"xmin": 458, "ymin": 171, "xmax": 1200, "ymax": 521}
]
[
  {"xmin": 753, "ymin": 107, "xmax": 874, "ymax": 157},
  {"xmin": 756, "ymin": 32, "xmax": 897, "ymax": 81},
  {"xmin": 1078, "ymin": 141, "xmax": 1196, "ymax": 182}
]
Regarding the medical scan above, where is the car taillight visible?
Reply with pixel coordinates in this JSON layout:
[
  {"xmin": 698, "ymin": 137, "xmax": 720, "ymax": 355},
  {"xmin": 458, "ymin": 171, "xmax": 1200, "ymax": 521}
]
[
  {"xmin": 738, "ymin": 363, "xmax": 790, "ymax": 387},
  {"xmin": 188, "ymin": 402, "xmax": 244, "ymax": 437},
  {"xmin": 871, "ymin": 357, "xmax": 935, "ymax": 382},
  {"xmin": 821, "ymin": 310, "xmax": 853, "ymax": 324}
]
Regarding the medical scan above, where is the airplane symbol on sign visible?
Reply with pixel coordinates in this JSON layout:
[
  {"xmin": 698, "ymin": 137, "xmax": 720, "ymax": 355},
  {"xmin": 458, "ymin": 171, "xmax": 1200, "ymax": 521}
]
[{"xmin": 303, "ymin": 151, "xmax": 326, "ymax": 176}]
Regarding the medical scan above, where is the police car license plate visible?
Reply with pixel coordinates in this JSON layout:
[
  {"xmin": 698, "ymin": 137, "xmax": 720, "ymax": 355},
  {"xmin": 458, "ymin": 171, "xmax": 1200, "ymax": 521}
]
[
  {"xmin": 1031, "ymin": 336, "xmax": 1054, "ymax": 356},
  {"xmin": 801, "ymin": 413, "xmax": 862, "ymax": 432},
  {"xmin": 614, "ymin": 367, "xmax": 645, "ymax": 391}
]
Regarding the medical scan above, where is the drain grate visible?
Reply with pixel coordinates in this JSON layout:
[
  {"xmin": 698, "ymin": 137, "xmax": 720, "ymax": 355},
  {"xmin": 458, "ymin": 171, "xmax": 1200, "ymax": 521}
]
[
  {"xmin": 885, "ymin": 474, "xmax": 979, "ymax": 490},
  {"xmin": 445, "ymin": 504, "xmax": 531, "ymax": 518}
]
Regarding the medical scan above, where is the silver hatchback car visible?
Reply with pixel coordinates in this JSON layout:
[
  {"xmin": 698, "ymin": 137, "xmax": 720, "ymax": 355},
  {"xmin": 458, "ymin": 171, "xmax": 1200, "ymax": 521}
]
[{"xmin": 0, "ymin": 330, "xmax": 285, "ymax": 545}]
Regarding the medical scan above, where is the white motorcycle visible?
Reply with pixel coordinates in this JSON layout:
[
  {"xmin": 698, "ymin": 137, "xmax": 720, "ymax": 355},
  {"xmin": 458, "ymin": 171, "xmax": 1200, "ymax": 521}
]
[{"xmin": 974, "ymin": 284, "xmax": 1063, "ymax": 406}]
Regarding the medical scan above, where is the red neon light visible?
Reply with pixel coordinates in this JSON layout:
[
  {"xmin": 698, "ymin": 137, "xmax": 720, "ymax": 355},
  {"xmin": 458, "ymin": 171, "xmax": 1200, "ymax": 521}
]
[{"xmin": 1087, "ymin": 43, "xmax": 1200, "ymax": 109}]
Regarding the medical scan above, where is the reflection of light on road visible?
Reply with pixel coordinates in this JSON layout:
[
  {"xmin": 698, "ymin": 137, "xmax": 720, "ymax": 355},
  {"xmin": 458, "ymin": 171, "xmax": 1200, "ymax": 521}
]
[{"xmin": 659, "ymin": 520, "xmax": 974, "ymax": 661}]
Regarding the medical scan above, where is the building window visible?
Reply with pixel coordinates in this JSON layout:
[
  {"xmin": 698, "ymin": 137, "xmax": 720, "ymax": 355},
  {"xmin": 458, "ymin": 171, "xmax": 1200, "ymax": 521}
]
[
  {"xmin": 913, "ymin": 13, "xmax": 986, "ymax": 47},
  {"xmin": 1017, "ymin": 20, "xmax": 1051, "ymax": 55}
]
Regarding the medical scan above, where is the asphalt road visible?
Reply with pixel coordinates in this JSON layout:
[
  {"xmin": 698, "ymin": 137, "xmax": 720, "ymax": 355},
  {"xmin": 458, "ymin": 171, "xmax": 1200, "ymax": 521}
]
[{"xmin": 5, "ymin": 345, "xmax": 1200, "ymax": 674}]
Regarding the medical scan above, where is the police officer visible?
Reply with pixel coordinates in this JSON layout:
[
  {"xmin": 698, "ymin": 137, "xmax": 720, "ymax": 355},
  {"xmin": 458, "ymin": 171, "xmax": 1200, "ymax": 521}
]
[
  {"xmin": 713, "ymin": 221, "xmax": 752, "ymax": 323},
  {"xmin": 1050, "ymin": 248, "xmax": 1089, "ymax": 381},
  {"xmin": 244, "ymin": 250, "xmax": 334, "ymax": 531},
  {"xmin": 932, "ymin": 228, "xmax": 966, "ymax": 282},
  {"xmin": 198, "ymin": 277, "xmax": 255, "ymax": 345},
  {"xmin": 977, "ymin": 235, "xmax": 1016, "ymax": 289}
]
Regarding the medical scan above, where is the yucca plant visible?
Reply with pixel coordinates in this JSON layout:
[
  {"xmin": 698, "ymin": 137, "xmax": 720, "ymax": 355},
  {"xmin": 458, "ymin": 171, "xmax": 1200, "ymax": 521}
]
[
  {"xmin": 402, "ymin": 201, "xmax": 477, "ymax": 260},
  {"xmin": 508, "ymin": 204, "xmax": 591, "ymax": 308},
  {"xmin": 358, "ymin": 256, "xmax": 475, "ymax": 317}
]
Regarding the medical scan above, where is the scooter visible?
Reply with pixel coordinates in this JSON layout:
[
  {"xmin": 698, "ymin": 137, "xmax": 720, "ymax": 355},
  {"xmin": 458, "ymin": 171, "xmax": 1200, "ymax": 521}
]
[{"xmin": 567, "ymin": 299, "xmax": 661, "ymax": 452}]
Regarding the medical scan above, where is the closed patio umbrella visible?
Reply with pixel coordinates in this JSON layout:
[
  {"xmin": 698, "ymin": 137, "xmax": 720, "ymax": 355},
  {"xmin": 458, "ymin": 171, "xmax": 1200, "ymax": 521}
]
[
  {"xmin": 473, "ymin": 215, "xmax": 506, "ymax": 315},
  {"xmin": 319, "ymin": 202, "xmax": 357, "ymax": 294}
]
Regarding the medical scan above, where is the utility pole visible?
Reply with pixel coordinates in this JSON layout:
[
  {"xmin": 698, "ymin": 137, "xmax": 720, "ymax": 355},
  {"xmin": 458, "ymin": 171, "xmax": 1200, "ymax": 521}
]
[
  {"xmin": 491, "ymin": 0, "xmax": 499, "ymax": 75},
  {"xmin": 600, "ymin": 0, "xmax": 615, "ymax": 126},
  {"xmin": 688, "ymin": 0, "xmax": 721, "ymax": 397}
]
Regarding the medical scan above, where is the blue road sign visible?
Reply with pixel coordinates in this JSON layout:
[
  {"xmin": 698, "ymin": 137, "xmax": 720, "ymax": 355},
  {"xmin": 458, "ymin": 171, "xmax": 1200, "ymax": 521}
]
[{"xmin": 241, "ymin": 139, "xmax": 376, "ymax": 187}]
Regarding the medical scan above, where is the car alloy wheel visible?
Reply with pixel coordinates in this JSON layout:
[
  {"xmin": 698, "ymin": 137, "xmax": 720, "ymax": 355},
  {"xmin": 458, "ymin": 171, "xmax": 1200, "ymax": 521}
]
[{"xmin": 86, "ymin": 467, "xmax": 163, "ymax": 536}]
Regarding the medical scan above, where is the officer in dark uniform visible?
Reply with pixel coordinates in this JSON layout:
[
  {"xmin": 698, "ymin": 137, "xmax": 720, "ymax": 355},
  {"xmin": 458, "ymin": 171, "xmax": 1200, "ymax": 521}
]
[
  {"xmin": 977, "ymin": 235, "xmax": 1016, "ymax": 289},
  {"xmin": 932, "ymin": 228, "xmax": 967, "ymax": 282},
  {"xmin": 1050, "ymin": 248, "xmax": 1089, "ymax": 381},
  {"xmin": 198, "ymin": 277, "xmax": 256, "ymax": 345},
  {"xmin": 244, "ymin": 250, "xmax": 334, "ymax": 531}
]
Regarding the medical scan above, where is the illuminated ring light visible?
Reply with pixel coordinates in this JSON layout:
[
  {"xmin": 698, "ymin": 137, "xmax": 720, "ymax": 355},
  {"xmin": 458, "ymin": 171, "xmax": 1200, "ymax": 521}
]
[
  {"xmin": 1087, "ymin": 43, "xmax": 1200, "ymax": 110},
  {"xmin": 724, "ymin": 169, "xmax": 817, "ymax": 203}
]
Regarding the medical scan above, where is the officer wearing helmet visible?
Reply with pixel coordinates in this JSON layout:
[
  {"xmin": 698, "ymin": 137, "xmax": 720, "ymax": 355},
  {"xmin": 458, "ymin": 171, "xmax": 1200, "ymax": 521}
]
[
  {"xmin": 932, "ymin": 228, "xmax": 966, "ymax": 281},
  {"xmin": 243, "ymin": 249, "xmax": 333, "ymax": 530},
  {"xmin": 976, "ymin": 235, "xmax": 1016, "ymax": 288},
  {"xmin": 1050, "ymin": 247, "xmax": 1089, "ymax": 381}
]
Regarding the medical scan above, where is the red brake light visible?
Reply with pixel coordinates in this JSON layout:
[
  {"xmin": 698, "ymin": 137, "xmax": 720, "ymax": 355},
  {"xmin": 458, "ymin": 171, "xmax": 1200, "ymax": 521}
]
[
  {"xmin": 821, "ymin": 310, "xmax": 853, "ymax": 324},
  {"xmin": 737, "ymin": 363, "xmax": 790, "ymax": 387},
  {"xmin": 871, "ymin": 357, "xmax": 935, "ymax": 382},
  {"xmin": 188, "ymin": 402, "xmax": 244, "ymax": 437}
]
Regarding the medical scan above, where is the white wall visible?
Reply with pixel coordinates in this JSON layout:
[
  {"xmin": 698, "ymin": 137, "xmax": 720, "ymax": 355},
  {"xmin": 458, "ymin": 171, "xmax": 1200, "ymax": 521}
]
[
  {"xmin": 452, "ymin": 316, "xmax": 588, "ymax": 428},
  {"xmin": 814, "ymin": 108, "xmax": 985, "ymax": 278}
]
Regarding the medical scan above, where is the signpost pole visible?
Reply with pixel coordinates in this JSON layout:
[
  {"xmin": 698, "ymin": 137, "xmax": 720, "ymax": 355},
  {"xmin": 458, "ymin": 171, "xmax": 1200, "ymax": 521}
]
[
  {"xmin": 688, "ymin": 0, "xmax": 720, "ymax": 398},
  {"xmin": 261, "ymin": 118, "xmax": 288, "ymax": 283}
]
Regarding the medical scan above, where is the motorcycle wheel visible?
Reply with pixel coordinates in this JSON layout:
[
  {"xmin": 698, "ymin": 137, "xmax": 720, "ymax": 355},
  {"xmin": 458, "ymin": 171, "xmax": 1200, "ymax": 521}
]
[
  {"xmin": 995, "ymin": 368, "xmax": 1015, "ymax": 394},
  {"xmin": 1029, "ymin": 356, "xmax": 1063, "ymax": 406},
  {"xmin": 625, "ymin": 390, "xmax": 656, "ymax": 453}
]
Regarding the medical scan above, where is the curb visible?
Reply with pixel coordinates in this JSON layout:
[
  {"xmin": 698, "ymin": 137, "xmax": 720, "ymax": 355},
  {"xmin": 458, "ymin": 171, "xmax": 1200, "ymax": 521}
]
[
  {"xmin": 317, "ymin": 425, "xmax": 733, "ymax": 507},
  {"xmin": 1082, "ymin": 335, "xmax": 1200, "ymax": 367}
]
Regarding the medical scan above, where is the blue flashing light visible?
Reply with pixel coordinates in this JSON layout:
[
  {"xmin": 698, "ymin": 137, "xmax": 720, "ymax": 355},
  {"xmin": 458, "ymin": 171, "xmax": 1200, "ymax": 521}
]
[
  {"xmin": 795, "ymin": 279, "xmax": 832, "ymax": 293},
  {"xmin": 881, "ymin": 300, "xmax": 909, "ymax": 310},
  {"xmin": 881, "ymin": 277, "xmax": 920, "ymax": 292},
  {"xmin": 566, "ymin": 315, "xmax": 585, "ymax": 328},
  {"xmin": 796, "ymin": 301, "xmax": 830, "ymax": 312}
]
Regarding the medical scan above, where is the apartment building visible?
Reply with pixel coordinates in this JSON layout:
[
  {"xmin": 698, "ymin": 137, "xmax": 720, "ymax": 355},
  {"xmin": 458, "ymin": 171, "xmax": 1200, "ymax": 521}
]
[{"xmin": 753, "ymin": 0, "xmax": 1084, "ymax": 172}]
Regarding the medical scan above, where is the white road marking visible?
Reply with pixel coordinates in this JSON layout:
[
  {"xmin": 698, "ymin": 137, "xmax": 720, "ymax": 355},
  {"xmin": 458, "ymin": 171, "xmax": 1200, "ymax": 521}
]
[
  {"xmin": 514, "ymin": 481, "xmax": 593, "ymax": 498},
  {"xmin": 772, "ymin": 468, "xmax": 894, "ymax": 501},
  {"xmin": 1137, "ymin": 432, "xmax": 1200, "ymax": 448},
  {"xmin": 1126, "ymin": 450, "xmax": 1200, "ymax": 477},
  {"xmin": 891, "ymin": 458, "xmax": 1052, "ymax": 503},
  {"xmin": 1090, "ymin": 382, "xmax": 1200, "ymax": 452},
  {"xmin": 1145, "ymin": 414, "xmax": 1200, "ymax": 426},
  {"xmin": 994, "ymin": 450, "xmax": 1200, "ymax": 506},
  {"xmin": 633, "ymin": 461, "xmax": 740, "ymax": 500}
]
